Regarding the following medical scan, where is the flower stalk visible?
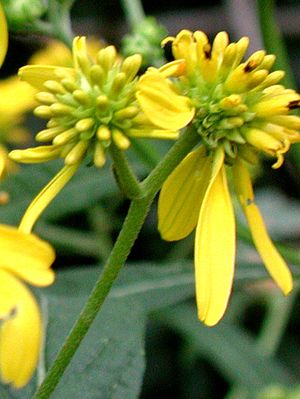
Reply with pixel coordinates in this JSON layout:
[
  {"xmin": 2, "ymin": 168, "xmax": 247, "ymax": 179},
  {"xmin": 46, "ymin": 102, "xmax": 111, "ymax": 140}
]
[
  {"xmin": 32, "ymin": 125, "xmax": 198, "ymax": 399},
  {"xmin": 110, "ymin": 144, "xmax": 144, "ymax": 199},
  {"xmin": 120, "ymin": 0, "xmax": 145, "ymax": 29}
]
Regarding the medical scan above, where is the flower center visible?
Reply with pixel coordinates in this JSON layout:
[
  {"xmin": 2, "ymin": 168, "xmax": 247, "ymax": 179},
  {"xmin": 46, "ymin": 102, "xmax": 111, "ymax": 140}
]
[
  {"xmin": 34, "ymin": 47, "xmax": 142, "ymax": 167},
  {"xmin": 189, "ymin": 83, "xmax": 255, "ymax": 160}
]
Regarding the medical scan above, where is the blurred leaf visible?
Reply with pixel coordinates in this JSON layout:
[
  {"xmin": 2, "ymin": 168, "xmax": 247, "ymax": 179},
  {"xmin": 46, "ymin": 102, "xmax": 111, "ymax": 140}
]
[
  {"xmin": 8, "ymin": 262, "xmax": 195, "ymax": 399},
  {"xmin": 158, "ymin": 304, "xmax": 295, "ymax": 397},
  {"xmin": 0, "ymin": 157, "xmax": 150, "ymax": 226},
  {"xmin": 236, "ymin": 188, "xmax": 300, "ymax": 240},
  {"xmin": 0, "ymin": 162, "xmax": 118, "ymax": 225},
  {"xmin": 255, "ymin": 188, "xmax": 300, "ymax": 240},
  {"xmin": 4, "ymin": 261, "xmax": 299, "ymax": 398}
]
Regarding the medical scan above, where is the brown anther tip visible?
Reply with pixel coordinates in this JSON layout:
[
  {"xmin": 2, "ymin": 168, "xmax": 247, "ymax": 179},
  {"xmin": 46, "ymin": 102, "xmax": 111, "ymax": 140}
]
[
  {"xmin": 288, "ymin": 100, "xmax": 300, "ymax": 110},
  {"xmin": 203, "ymin": 44, "xmax": 212, "ymax": 59},
  {"xmin": 244, "ymin": 60, "xmax": 257, "ymax": 73},
  {"xmin": 0, "ymin": 191, "xmax": 9, "ymax": 205}
]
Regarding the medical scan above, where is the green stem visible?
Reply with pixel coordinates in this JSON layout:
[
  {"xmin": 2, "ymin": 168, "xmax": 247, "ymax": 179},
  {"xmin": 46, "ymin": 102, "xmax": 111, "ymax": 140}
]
[
  {"xmin": 48, "ymin": 0, "xmax": 74, "ymax": 48},
  {"xmin": 256, "ymin": 0, "xmax": 295, "ymax": 88},
  {"xmin": 110, "ymin": 144, "xmax": 144, "ymax": 199},
  {"xmin": 33, "ymin": 126, "xmax": 198, "ymax": 399},
  {"xmin": 11, "ymin": 0, "xmax": 74, "ymax": 48},
  {"xmin": 120, "ymin": 0, "xmax": 145, "ymax": 29}
]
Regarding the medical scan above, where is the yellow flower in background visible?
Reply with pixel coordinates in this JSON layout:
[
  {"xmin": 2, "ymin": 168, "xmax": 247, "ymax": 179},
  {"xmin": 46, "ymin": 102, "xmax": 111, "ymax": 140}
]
[
  {"xmin": 29, "ymin": 37, "xmax": 104, "ymax": 67},
  {"xmin": 0, "ymin": 2, "xmax": 8, "ymax": 68},
  {"xmin": 138, "ymin": 30, "xmax": 300, "ymax": 326},
  {"xmin": 10, "ymin": 36, "xmax": 192, "ymax": 233},
  {"xmin": 0, "ymin": 76, "xmax": 35, "ymax": 177},
  {"xmin": 0, "ymin": 224, "xmax": 55, "ymax": 388},
  {"xmin": 0, "ymin": 7, "xmax": 55, "ymax": 388}
]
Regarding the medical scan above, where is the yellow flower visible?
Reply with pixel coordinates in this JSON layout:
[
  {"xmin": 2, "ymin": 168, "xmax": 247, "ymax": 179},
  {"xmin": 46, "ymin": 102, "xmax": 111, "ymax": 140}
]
[
  {"xmin": 0, "ymin": 3, "xmax": 35, "ymax": 178},
  {"xmin": 10, "ymin": 36, "xmax": 193, "ymax": 233},
  {"xmin": 0, "ymin": 3, "xmax": 8, "ymax": 68},
  {"xmin": 0, "ymin": 224, "xmax": 55, "ymax": 388},
  {"xmin": 0, "ymin": 4, "xmax": 55, "ymax": 388},
  {"xmin": 140, "ymin": 30, "xmax": 300, "ymax": 326},
  {"xmin": 0, "ymin": 38, "xmax": 104, "ymax": 179},
  {"xmin": 29, "ymin": 37, "xmax": 104, "ymax": 67}
]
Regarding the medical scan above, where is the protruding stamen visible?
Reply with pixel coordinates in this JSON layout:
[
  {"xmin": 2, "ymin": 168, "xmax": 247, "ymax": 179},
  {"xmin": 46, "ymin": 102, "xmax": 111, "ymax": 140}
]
[
  {"xmin": 44, "ymin": 80, "xmax": 66, "ymax": 94},
  {"xmin": 121, "ymin": 54, "xmax": 142, "ymax": 81},
  {"xmin": 50, "ymin": 103, "xmax": 75, "ymax": 116},
  {"xmin": 34, "ymin": 105, "xmax": 54, "ymax": 119},
  {"xmin": 93, "ymin": 142, "xmax": 106, "ymax": 167},
  {"xmin": 111, "ymin": 73, "xmax": 127, "ymax": 95},
  {"xmin": 96, "ymin": 95, "xmax": 109, "ymax": 110},
  {"xmin": 35, "ymin": 92, "xmax": 57, "ymax": 105},
  {"xmin": 75, "ymin": 118, "xmax": 95, "ymax": 132},
  {"xmin": 97, "ymin": 46, "xmax": 117, "ymax": 72},
  {"xmin": 64, "ymin": 140, "xmax": 89, "ymax": 165},
  {"xmin": 53, "ymin": 128, "xmax": 78, "ymax": 145},
  {"xmin": 112, "ymin": 129, "xmax": 130, "ymax": 150},
  {"xmin": 61, "ymin": 78, "xmax": 78, "ymax": 92},
  {"xmin": 73, "ymin": 89, "xmax": 90, "ymax": 105},
  {"xmin": 97, "ymin": 125, "xmax": 111, "ymax": 141},
  {"xmin": 114, "ymin": 106, "xmax": 139, "ymax": 120},
  {"xmin": 36, "ymin": 126, "xmax": 65, "ymax": 142},
  {"xmin": 90, "ymin": 64, "xmax": 105, "ymax": 86}
]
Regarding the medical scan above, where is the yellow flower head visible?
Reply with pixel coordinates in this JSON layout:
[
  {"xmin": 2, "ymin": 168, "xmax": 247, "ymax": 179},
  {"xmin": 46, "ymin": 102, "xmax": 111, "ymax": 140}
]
[
  {"xmin": 9, "ymin": 36, "xmax": 193, "ymax": 233},
  {"xmin": 11, "ymin": 36, "xmax": 188, "ymax": 169},
  {"xmin": 0, "ymin": 224, "xmax": 55, "ymax": 388},
  {"xmin": 140, "ymin": 30, "xmax": 300, "ymax": 326}
]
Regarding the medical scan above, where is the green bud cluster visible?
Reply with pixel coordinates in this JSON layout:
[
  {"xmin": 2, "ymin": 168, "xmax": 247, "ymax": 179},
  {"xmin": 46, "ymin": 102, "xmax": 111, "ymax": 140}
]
[
  {"xmin": 121, "ymin": 17, "xmax": 167, "ymax": 68},
  {"xmin": 2, "ymin": 0, "xmax": 46, "ymax": 27}
]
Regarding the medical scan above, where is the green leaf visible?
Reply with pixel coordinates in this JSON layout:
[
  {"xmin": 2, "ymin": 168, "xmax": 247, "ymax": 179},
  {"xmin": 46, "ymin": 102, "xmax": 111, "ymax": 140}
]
[
  {"xmin": 5, "ymin": 261, "xmax": 298, "ymax": 398},
  {"xmin": 0, "ymin": 162, "xmax": 118, "ymax": 225},
  {"xmin": 254, "ymin": 188, "xmax": 300, "ymax": 240},
  {"xmin": 8, "ymin": 263, "xmax": 196, "ymax": 398},
  {"xmin": 157, "ymin": 304, "xmax": 295, "ymax": 396}
]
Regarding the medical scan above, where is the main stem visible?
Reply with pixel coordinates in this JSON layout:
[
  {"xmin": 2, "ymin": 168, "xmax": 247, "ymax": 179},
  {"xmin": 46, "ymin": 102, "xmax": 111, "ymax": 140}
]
[
  {"xmin": 120, "ymin": 0, "xmax": 145, "ymax": 29},
  {"xmin": 33, "ymin": 127, "xmax": 198, "ymax": 399},
  {"xmin": 33, "ymin": 197, "xmax": 152, "ymax": 399}
]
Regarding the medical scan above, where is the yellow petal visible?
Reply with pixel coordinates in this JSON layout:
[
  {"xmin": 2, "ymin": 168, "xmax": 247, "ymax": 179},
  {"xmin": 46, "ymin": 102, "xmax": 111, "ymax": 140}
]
[
  {"xmin": 128, "ymin": 127, "xmax": 179, "ymax": 140},
  {"xmin": 158, "ymin": 59, "xmax": 186, "ymax": 78},
  {"xmin": 9, "ymin": 145, "xmax": 62, "ymax": 164},
  {"xmin": 18, "ymin": 65, "xmax": 74, "ymax": 90},
  {"xmin": 72, "ymin": 36, "xmax": 87, "ymax": 69},
  {"xmin": 19, "ymin": 164, "xmax": 79, "ymax": 234},
  {"xmin": 0, "ymin": 3, "xmax": 8, "ymax": 68},
  {"xmin": 0, "ymin": 270, "xmax": 42, "ymax": 388},
  {"xmin": 158, "ymin": 146, "xmax": 212, "ymax": 241},
  {"xmin": 233, "ymin": 159, "xmax": 293, "ymax": 294},
  {"xmin": 137, "ymin": 72, "xmax": 195, "ymax": 130},
  {"xmin": 0, "ymin": 224, "xmax": 55, "ymax": 286},
  {"xmin": 0, "ymin": 76, "xmax": 35, "ymax": 117},
  {"xmin": 0, "ymin": 145, "xmax": 8, "ymax": 178},
  {"xmin": 195, "ymin": 150, "xmax": 236, "ymax": 326}
]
